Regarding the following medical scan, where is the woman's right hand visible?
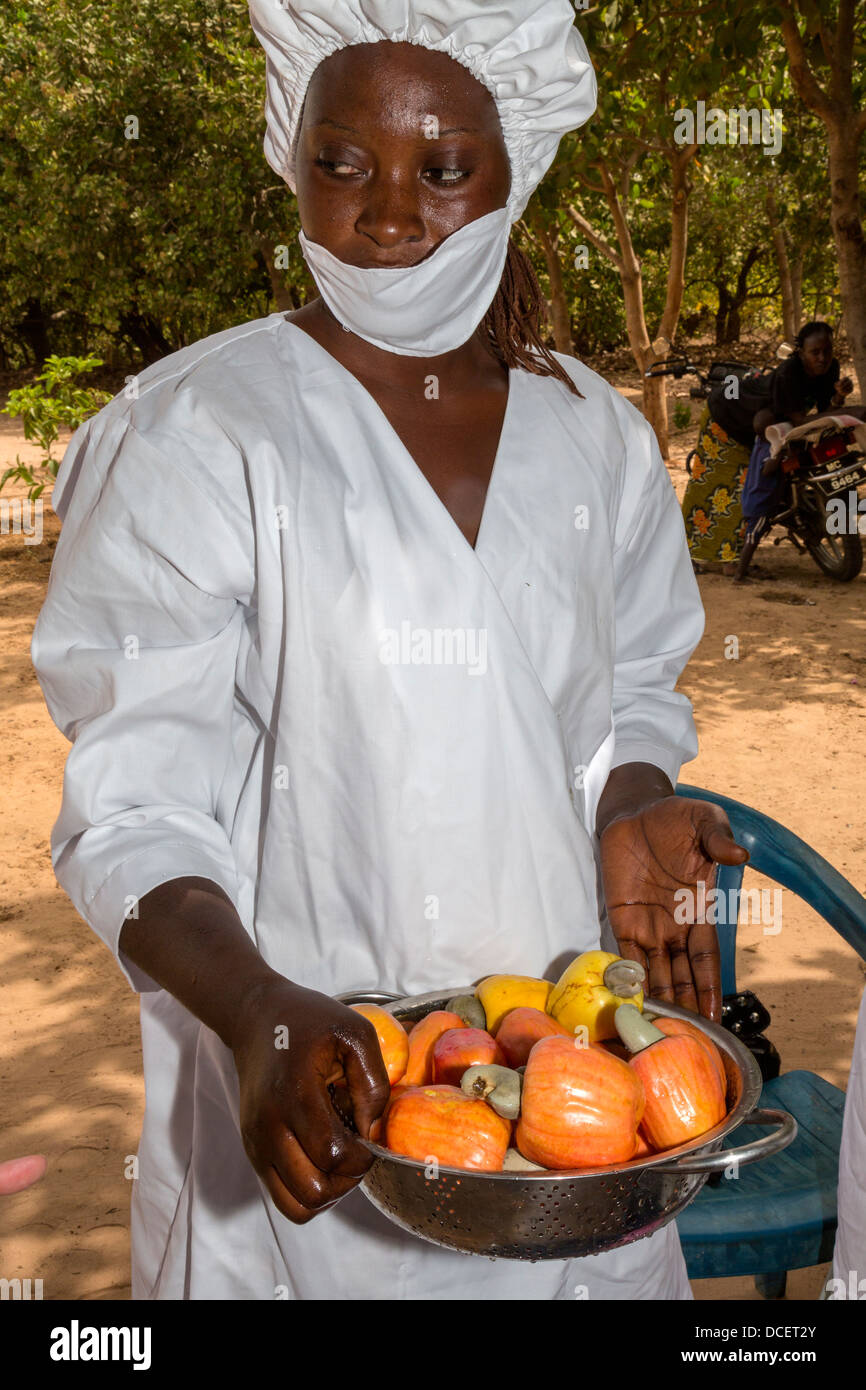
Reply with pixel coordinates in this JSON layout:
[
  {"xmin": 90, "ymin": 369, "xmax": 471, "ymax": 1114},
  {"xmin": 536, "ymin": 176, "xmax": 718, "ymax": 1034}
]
[{"xmin": 229, "ymin": 977, "xmax": 391, "ymax": 1224}]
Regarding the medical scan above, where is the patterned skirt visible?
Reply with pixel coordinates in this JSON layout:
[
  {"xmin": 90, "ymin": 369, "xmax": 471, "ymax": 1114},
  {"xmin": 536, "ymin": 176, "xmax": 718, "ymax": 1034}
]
[{"xmin": 681, "ymin": 407, "xmax": 750, "ymax": 563}]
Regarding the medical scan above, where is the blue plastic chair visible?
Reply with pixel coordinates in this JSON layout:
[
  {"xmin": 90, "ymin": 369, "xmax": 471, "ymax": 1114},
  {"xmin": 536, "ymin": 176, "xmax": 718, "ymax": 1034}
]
[{"xmin": 673, "ymin": 784, "xmax": 866, "ymax": 1298}]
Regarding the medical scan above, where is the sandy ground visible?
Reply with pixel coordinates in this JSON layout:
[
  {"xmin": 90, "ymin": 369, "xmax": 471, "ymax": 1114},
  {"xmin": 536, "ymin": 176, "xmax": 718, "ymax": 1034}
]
[{"xmin": 1, "ymin": 394, "xmax": 864, "ymax": 1303}]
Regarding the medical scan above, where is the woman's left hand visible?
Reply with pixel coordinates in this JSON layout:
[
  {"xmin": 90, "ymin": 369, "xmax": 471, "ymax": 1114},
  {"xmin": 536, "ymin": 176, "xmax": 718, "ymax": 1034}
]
[
  {"xmin": 837, "ymin": 376, "xmax": 854, "ymax": 398},
  {"xmin": 599, "ymin": 797, "xmax": 749, "ymax": 1022}
]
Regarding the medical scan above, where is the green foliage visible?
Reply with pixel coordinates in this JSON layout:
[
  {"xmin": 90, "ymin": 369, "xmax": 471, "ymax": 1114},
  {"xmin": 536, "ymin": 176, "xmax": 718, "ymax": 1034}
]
[
  {"xmin": 673, "ymin": 402, "xmax": 692, "ymax": 430},
  {"xmin": 0, "ymin": 0, "xmax": 303, "ymax": 368},
  {"xmin": 0, "ymin": 355, "xmax": 111, "ymax": 498}
]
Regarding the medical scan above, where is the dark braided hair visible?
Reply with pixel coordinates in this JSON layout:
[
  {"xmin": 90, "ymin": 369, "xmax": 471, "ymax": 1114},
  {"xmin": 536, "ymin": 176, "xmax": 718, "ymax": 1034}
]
[
  {"xmin": 482, "ymin": 238, "xmax": 583, "ymax": 398},
  {"xmin": 796, "ymin": 320, "xmax": 833, "ymax": 349}
]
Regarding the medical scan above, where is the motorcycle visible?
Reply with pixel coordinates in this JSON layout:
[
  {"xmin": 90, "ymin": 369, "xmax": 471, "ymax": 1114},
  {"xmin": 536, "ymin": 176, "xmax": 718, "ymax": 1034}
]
[{"xmin": 645, "ymin": 353, "xmax": 866, "ymax": 582}]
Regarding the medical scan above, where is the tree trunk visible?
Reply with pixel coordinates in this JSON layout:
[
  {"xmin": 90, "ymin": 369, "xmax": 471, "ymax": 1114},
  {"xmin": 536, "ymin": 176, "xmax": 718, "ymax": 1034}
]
[
  {"xmin": 657, "ymin": 147, "xmax": 694, "ymax": 345},
  {"xmin": 533, "ymin": 218, "xmax": 573, "ymax": 354},
  {"xmin": 778, "ymin": 0, "xmax": 866, "ymax": 396},
  {"xmin": 730, "ymin": 247, "xmax": 761, "ymax": 343},
  {"xmin": 597, "ymin": 164, "xmax": 669, "ymax": 456},
  {"xmin": 641, "ymin": 369, "xmax": 669, "ymax": 457},
  {"xmin": 257, "ymin": 238, "xmax": 296, "ymax": 314},
  {"xmin": 766, "ymin": 193, "xmax": 796, "ymax": 342},
  {"xmin": 790, "ymin": 253, "xmax": 803, "ymax": 332},
  {"xmin": 714, "ymin": 247, "xmax": 761, "ymax": 343},
  {"xmin": 622, "ymin": 254, "xmax": 668, "ymax": 456},
  {"xmin": 826, "ymin": 125, "xmax": 866, "ymax": 397},
  {"xmin": 117, "ymin": 307, "xmax": 174, "ymax": 365},
  {"xmin": 568, "ymin": 142, "xmax": 697, "ymax": 457},
  {"xmin": 15, "ymin": 297, "xmax": 51, "ymax": 366},
  {"xmin": 646, "ymin": 146, "xmax": 697, "ymax": 453},
  {"xmin": 715, "ymin": 281, "xmax": 731, "ymax": 345}
]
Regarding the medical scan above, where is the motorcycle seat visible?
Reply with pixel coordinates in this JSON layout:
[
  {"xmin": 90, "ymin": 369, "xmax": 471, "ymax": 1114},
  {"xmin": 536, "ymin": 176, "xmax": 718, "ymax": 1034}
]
[{"xmin": 767, "ymin": 415, "xmax": 866, "ymax": 458}]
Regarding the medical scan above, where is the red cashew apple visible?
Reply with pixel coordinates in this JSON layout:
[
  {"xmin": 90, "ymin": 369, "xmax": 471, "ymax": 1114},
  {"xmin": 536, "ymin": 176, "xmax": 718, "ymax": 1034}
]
[
  {"xmin": 385, "ymin": 1085, "xmax": 511, "ymax": 1172},
  {"xmin": 432, "ymin": 1028, "xmax": 505, "ymax": 1086},
  {"xmin": 495, "ymin": 1006, "xmax": 572, "ymax": 1068},
  {"xmin": 515, "ymin": 1035, "xmax": 645, "ymax": 1169}
]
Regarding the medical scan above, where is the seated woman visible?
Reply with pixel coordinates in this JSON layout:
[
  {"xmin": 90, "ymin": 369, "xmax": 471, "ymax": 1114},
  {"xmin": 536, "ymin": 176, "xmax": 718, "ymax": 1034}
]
[
  {"xmin": 736, "ymin": 328, "xmax": 860, "ymax": 579},
  {"xmin": 681, "ymin": 321, "xmax": 853, "ymax": 576}
]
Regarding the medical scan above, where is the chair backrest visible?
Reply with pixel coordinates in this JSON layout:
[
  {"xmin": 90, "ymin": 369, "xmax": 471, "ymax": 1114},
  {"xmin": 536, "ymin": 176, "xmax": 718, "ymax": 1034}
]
[{"xmin": 676, "ymin": 784, "xmax": 866, "ymax": 994}]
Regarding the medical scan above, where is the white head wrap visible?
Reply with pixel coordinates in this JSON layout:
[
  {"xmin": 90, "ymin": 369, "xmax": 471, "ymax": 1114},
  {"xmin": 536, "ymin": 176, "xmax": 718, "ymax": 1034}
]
[{"xmin": 248, "ymin": 0, "xmax": 597, "ymax": 223}]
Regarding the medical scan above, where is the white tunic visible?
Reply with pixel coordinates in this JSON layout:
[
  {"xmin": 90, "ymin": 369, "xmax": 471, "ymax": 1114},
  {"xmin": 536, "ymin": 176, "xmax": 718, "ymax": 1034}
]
[
  {"xmin": 831, "ymin": 985, "xmax": 866, "ymax": 1297},
  {"xmin": 32, "ymin": 313, "xmax": 704, "ymax": 1300}
]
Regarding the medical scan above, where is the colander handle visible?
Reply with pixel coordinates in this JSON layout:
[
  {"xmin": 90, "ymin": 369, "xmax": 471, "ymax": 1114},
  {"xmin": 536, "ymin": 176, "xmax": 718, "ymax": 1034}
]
[
  {"xmin": 650, "ymin": 1107, "xmax": 797, "ymax": 1174},
  {"xmin": 334, "ymin": 990, "xmax": 402, "ymax": 1006}
]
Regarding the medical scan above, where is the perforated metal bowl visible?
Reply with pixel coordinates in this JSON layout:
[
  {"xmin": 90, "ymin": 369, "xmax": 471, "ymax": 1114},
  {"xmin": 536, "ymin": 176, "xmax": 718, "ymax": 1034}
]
[{"xmin": 336, "ymin": 988, "xmax": 796, "ymax": 1261}]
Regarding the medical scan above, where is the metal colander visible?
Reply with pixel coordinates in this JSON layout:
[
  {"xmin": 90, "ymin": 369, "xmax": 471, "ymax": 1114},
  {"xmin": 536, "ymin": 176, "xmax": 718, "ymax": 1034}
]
[{"xmin": 336, "ymin": 988, "xmax": 797, "ymax": 1261}]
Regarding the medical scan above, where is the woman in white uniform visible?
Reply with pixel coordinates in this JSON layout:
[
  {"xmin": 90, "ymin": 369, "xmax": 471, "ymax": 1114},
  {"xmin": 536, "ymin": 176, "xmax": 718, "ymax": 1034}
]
[{"xmin": 31, "ymin": 0, "xmax": 748, "ymax": 1300}]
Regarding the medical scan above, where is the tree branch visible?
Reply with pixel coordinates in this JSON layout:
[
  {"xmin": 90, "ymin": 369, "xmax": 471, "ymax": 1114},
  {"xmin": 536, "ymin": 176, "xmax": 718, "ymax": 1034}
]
[
  {"xmin": 838, "ymin": 0, "xmax": 857, "ymax": 57},
  {"xmin": 565, "ymin": 204, "xmax": 624, "ymax": 274},
  {"xmin": 624, "ymin": 147, "xmax": 642, "ymax": 175},
  {"xmin": 831, "ymin": 0, "xmax": 856, "ymax": 109},
  {"xmin": 575, "ymin": 168, "xmax": 606, "ymax": 196},
  {"xmin": 818, "ymin": 21, "xmax": 835, "ymax": 68},
  {"xmin": 516, "ymin": 216, "xmax": 545, "ymax": 256},
  {"xmin": 775, "ymin": 0, "xmax": 836, "ymax": 123},
  {"xmin": 603, "ymin": 147, "xmax": 645, "ymax": 209},
  {"xmin": 634, "ymin": 137, "xmax": 682, "ymax": 157}
]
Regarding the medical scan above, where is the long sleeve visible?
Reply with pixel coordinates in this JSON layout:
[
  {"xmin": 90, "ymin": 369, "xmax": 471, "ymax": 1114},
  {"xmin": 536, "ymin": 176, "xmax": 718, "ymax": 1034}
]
[
  {"xmin": 607, "ymin": 399, "xmax": 705, "ymax": 785},
  {"xmin": 31, "ymin": 407, "xmax": 255, "ymax": 992},
  {"xmin": 771, "ymin": 356, "xmax": 840, "ymax": 418}
]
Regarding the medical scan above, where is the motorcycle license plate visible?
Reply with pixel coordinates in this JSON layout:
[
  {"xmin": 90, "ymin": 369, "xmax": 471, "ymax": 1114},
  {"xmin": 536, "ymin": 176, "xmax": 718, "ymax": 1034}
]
[{"xmin": 828, "ymin": 472, "xmax": 866, "ymax": 492}]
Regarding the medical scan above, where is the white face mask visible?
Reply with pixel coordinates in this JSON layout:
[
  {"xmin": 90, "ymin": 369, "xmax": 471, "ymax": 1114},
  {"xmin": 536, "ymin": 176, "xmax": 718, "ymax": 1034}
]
[{"xmin": 297, "ymin": 205, "xmax": 512, "ymax": 358}]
